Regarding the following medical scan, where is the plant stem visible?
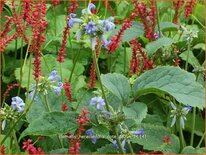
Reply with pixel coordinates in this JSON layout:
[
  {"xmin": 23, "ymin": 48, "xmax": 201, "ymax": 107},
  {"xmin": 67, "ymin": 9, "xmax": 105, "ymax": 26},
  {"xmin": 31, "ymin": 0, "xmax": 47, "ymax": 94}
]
[
  {"xmin": 12, "ymin": 127, "xmax": 20, "ymax": 153},
  {"xmin": 17, "ymin": 37, "xmax": 24, "ymax": 96},
  {"xmin": 25, "ymin": 55, "xmax": 32, "ymax": 105},
  {"xmin": 185, "ymin": 43, "xmax": 190, "ymax": 70},
  {"xmin": 44, "ymin": 94, "xmax": 51, "ymax": 112},
  {"xmin": 179, "ymin": 118, "xmax": 186, "ymax": 148},
  {"xmin": 69, "ymin": 47, "xmax": 81, "ymax": 82},
  {"xmin": 92, "ymin": 49, "xmax": 110, "ymax": 111},
  {"xmin": 196, "ymin": 131, "xmax": 205, "ymax": 148},
  {"xmin": 155, "ymin": 1, "xmax": 161, "ymax": 38},
  {"xmin": 113, "ymin": 126, "xmax": 125, "ymax": 154},
  {"xmin": 104, "ymin": 0, "xmax": 108, "ymax": 19},
  {"xmin": 128, "ymin": 140, "xmax": 134, "ymax": 154},
  {"xmin": 123, "ymin": 46, "xmax": 127, "ymax": 75},
  {"xmin": 190, "ymin": 107, "xmax": 196, "ymax": 146}
]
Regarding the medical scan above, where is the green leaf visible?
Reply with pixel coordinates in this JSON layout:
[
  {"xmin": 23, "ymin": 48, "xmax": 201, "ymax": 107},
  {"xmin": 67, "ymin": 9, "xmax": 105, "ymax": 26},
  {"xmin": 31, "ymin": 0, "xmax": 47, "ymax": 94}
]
[
  {"xmin": 93, "ymin": 144, "xmax": 118, "ymax": 154},
  {"xmin": 101, "ymin": 73, "xmax": 130, "ymax": 104},
  {"xmin": 132, "ymin": 66, "xmax": 205, "ymax": 109},
  {"xmin": 179, "ymin": 50, "xmax": 200, "ymax": 68},
  {"xmin": 146, "ymin": 37, "xmax": 174, "ymax": 55},
  {"xmin": 123, "ymin": 102, "xmax": 147, "ymax": 124},
  {"xmin": 93, "ymin": 125, "xmax": 110, "ymax": 140},
  {"xmin": 50, "ymin": 148, "xmax": 68, "ymax": 154},
  {"xmin": 20, "ymin": 111, "xmax": 78, "ymax": 139},
  {"xmin": 181, "ymin": 146, "xmax": 205, "ymax": 154},
  {"xmin": 130, "ymin": 124, "xmax": 180, "ymax": 153},
  {"xmin": 109, "ymin": 21, "xmax": 144, "ymax": 42},
  {"xmin": 156, "ymin": 22, "xmax": 178, "ymax": 32}
]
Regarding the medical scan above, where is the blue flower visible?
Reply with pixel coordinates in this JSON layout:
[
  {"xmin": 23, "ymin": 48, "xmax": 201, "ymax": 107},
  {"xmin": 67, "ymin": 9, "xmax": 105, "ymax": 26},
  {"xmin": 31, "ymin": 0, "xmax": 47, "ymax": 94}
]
[
  {"xmin": 68, "ymin": 13, "xmax": 83, "ymax": 28},
  {"xmin": 52, "ymin": 82, "xmax": 63, "ymax": 95},
  {"xmin": 90, "ymin": 37, "xmax": 96, "ymax": 50},
  {"xmin": 90, "ymin": 97, "xmax": 105, "ymax": 110},
  {"xmin": 132, "ymin": 128, "xmax": 144, "ymax": 136},
  {"xmin": 85, "ymin": 21, "xmax": 97, "ymax": 34},
  {"xmin": 183, "ymin": 106, "xmax": 192, "ymax": 112},
  {"xmin": 86, "ymin": 128, "xmax": 97, "ymax": 144},
  {"xmin": 112, "ymin": 139, "xmax": 126, "ymax": 153},
  {"xmin": 99, "ymin": 17, "xmax": 115, "ymax": 32},
  {"xmin": 28, "ymin": 90, "xmax": 38, "ymax": 101},
  {"xmin": 11, "ymin": 96, "xmax": 25, "ymax": 113},
  {"xmin": 87, "ymin": 3, "xmax": 96, "ymax": 14},
  {"xmin": 100, "ymin": 35, "xmax": 111, "ymax": 48},
  {"xmin": 48, "ymin": 70, "xmax": 61, "ymax": 82}
]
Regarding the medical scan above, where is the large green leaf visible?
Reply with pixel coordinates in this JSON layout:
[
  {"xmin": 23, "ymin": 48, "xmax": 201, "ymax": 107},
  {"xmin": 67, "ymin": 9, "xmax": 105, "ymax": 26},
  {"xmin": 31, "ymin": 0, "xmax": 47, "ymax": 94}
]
[
  {"xmin": 93, "ymin": 144, "xmax": 118, "ymax": 154},
  {"xmin": 130, "ymin": 124, "xmax": 180, "ymax": 153},
  {"xmin": 181, "ymin": 146, "xmax": 205, "ymax": 154},
  {"xmin": 132, "ymin": 66, "xmax": 205, "ymax": 109},
  {"xmin": 20, "ymin": 111, "xmax": 78, "ymax": 139},
  {"xmin": 101, "ymin": 73, "xmax": 130, "ymax": 104},
  {"xmin": 156, "ymin": 22, "xmax": 178, "ymax": 32},
  {"xmin": 123, "ymin": 102, "xmax": 147, "ymax": 124},
  {"xmin": 146, "ymin": 37, "xmax": 174, "ymax": 55}
]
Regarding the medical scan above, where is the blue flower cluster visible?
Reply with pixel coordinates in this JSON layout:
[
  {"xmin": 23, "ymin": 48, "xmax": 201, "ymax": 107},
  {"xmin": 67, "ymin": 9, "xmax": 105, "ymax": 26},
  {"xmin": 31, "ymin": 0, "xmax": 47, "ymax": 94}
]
[
  {"xmin": 11, "ymin": 96, "xmax": 25, "ymax": 113},
  {"xmin": 90, "ymin": 96, "xmax": 105, "ymax": 110},
  {"xmin": 67, "ymin": 3, "xmax": 115, "ymax": 50}
]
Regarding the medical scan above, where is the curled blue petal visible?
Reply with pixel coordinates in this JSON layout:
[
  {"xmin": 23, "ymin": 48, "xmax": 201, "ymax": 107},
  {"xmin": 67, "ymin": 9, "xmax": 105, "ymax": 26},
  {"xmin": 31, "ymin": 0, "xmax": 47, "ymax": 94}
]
[
  {"xmin": 68, "ymin": 13, "xmax": 83, "ymax": 28},
  {"xmin": 183, "ymin": 106, "xmax": 192, "ymax": 112},
  {"xmin": 99, "ymin": 17, "xmax": 115, "ymax": 32},
  {"xmin": 88, "ymin": 3, "xmax": 96, "ymax": 14},
  {"xmin": 52, "ymin": 82, "xmax": 63, "ymax": 95},
  {"xmin": 28, "ymin": 90, "xmax": 38, "ymax": 101},
  {"xmin": 100, "ymin": 35, "xmax": 111, "ymax": 48},
  {"xmin": 112, "ymin": 139, "xmax": 126, "ymax": 153}
]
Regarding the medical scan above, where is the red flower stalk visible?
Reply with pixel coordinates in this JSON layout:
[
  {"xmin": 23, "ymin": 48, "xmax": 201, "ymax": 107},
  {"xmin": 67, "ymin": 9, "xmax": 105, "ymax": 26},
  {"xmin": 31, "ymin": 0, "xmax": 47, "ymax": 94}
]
[
  {"xmin": 67, "ymin": 107, "xmax": 91, "ymax": 154},
  {"xmin": 106, "ymin": 1, "xmax": 139, "ymax": 54},
  {"xmin": 87, "ymin": 39, "xmax": 100, "ymax": 88},
  {"xmin": 0, "ymin": 16, "xmax": 13, "ymax": 38},
  {"xmin": 3, "ymin": 83, "xmax": 20, "ymax": 97},
  {"xmin": 69, "ymin": 0, "xmax": 79, "ymax": 13},
  {"xmin": 163, "ymin": 135, "xmax": 172, "ymax": 145},
  {"xmin": 62, "ymin": 103, "xmax": 69, "ymax": 111},
  {"xmin": 134, "ymin": 0, "xmax": 157, "ymax": 41},
  {"xmin": 173, "ymin": 0, "xmax": 185, "ymax": 24},
  {"xmin": 0, "ymin": 33, "xmax": 18, "ymax": 53},
  {"xmin": 129, "ymin": 39, "xmax": 154, "ymax": 75},
  {"xmin": 103, "ymin": 0, "xmax": 115, "ymax": 16},
  {"xmin": 63, "ymin": 81, "xmax": 72, "ymax": 102},
  {"xmin": 57, "ymin": 26, "xmax": 69, "ymax": 62},
  {"xmin": 51, "ymin": 0, "xmax": 61, "ymax": 7},
  {"xmin": 29, "ymin": 0, "xmax": 48, "ymax": 81},
  {"xmin": 22, "ymin": 0, "xmax": 33, "ymax": 24},
  {"xmin": 0, "ymin": 0, "xmax": 5, "ymax": 18},
  {"xmin": 184, "ymin": 0, "xmax": 196, "ymax": 18},
  {"xmin": 129, "ymin": 39, "xmax": 141, "ymax": 75},
  {"xmin": 0, "ymin": 145, "xmax": 6, "ymax": 154},
  {"xmin": 22, "ymin": 139, "xmax": 44, "ymax": 154}
]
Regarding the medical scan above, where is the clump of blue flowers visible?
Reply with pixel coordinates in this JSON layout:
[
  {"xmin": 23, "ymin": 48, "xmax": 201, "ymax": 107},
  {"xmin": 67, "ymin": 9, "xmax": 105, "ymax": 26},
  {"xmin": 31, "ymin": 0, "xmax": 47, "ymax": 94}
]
[
  {"xmin": 86, "ymin": 128, "xmax": 97, "ymax": 144},
  {"xmin": 68, "ymin": 3, "xmax": 115, "ymax": 50},
  {"xmin": 170, "ymin": 102, "xmax": 192, "ymax": 129}
]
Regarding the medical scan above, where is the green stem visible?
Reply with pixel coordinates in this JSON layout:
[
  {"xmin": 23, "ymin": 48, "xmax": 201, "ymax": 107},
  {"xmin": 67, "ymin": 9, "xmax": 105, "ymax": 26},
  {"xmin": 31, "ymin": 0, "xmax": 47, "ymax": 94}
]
[
  {"xmin": 44, "ymin": 94, "xmax": 51, "ymax": 112},
  {"xmin": 104, "ymin": 0, "xmax": 108, "ymax": 19},
  {"xmin": 196, "ymin": 131, "xmax": 205, "ymax": 148},
  {"xmin": 92, "ymin": 49, "xmax": 110, "ymax": 111},
  {"xmin": 123, "ymin": 46, "xmax": 127, "ymax": 75},
  {"xmin": 12, "ymin": 126, "xmax": 20, "ymax": 153},
  {"xmin": 69, "ymin": 47, "xmax": 81, "ymax": 82},
  {"xmin": 179, "ymin": 118, "xmax": 186, "ymax": 148},
  {"xmin": 185, "ymin": 42, "xmax": 191, "ymax": 70},
  {"xmin": 75, "ymin": 89, "xmax": 88, "ymax": 111},
  {"xmin": 192, "ymin": 15, "xmax": 205, "ymax": 29},
  {"xmin": 155, "ymin": 1, "xmax": 161, "ymax": 38},
  {"xmin": 17, "ymin": 37, "xmax": 24, "ymax": 96},
  {"xmin": 113, "ymin": 126, "xmax": 125, "ymax": 154},
  {"xmin": 128, "ymin": 140, "xmax": 134, "ymax": 154},
  {"xmin": 25, "ymin": 55, "xmax": 32, "ymax": 105},
  {"xmin": 190, "ymin": 107, "xmax": 196, "ymax": 146}
]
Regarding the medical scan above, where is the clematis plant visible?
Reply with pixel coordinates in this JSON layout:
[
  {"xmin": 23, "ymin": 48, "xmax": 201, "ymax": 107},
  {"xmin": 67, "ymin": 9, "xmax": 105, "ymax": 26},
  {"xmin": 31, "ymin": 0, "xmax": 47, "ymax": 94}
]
[{"xmin": 67, "ymin": 3, "xmax": 115, "ymax": 50}]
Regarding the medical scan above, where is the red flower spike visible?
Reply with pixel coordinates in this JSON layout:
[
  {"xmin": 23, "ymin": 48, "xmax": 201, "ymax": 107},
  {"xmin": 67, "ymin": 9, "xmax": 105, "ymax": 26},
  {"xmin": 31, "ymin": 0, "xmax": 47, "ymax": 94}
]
[
  {"xmin": 163, "ymin": 135, "xmax": 172, "ymax": 145},
  {"xmin": 69, "ymin": 0, "xmax": 79, "ymax": 13},
  {"xmin": 184, "ymin": 0, "xmax": 196, "ymax": 18},
  {"xmin": 62, "ymin": 103, "xmax": 69, "ymax": 111},
  {"xmin": 22, "ymin": 139, "xmax": 44, "ymax": 154},
  {"xmin": 0, "ymin": 145, "xmax": 6, "ymax": 154},
  {"xmin": 57, "ymin": 27, "xmax": 69, "ymax": 63},
  {"xmin": 67, "ymin": 107, "xmax": 91, "ymax": 154},
  {"xmin": 173, "ymin": 0, "xmax": 185, "ymax": 24},
  {"xmin": 51, "ymin": 0, "xmax": 61, "ymax": 7},
  {"xmin": 3, "ymin": 83, "xmax": 20, "ymax": 97},
  {"xmin": 63, "ymin": 81, "xmax": 73, "ymax": 102}
]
